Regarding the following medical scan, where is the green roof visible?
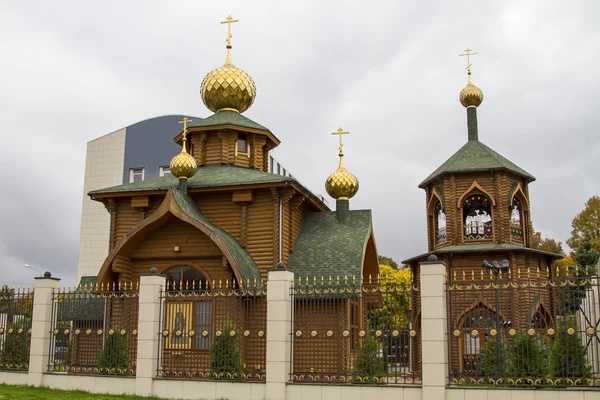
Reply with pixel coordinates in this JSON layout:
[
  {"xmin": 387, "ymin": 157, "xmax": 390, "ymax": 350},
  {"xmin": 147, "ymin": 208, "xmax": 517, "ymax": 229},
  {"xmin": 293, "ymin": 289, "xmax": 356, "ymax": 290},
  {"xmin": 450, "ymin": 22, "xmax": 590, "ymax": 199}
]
[
  {"xmin": 188, "ymin": 110, "xmax": 270, "ymax": 132},
  {"xmin": 402, "ymin": 243, "xmax": 562, "ymax": 264},
  {"xmin": 419, "ymin": 140, "xmax": 535, "ymax": 187},
  {"xmin": 172, "ymin": 188, "xmax": 262, "ymax": 286},
  {"xmin": 89, "ymin": 165, "xmax": 293, "ymax": 195},
  {"xmin": 287, "ymin": 210, "xmax": 372, "ymax": 278}
]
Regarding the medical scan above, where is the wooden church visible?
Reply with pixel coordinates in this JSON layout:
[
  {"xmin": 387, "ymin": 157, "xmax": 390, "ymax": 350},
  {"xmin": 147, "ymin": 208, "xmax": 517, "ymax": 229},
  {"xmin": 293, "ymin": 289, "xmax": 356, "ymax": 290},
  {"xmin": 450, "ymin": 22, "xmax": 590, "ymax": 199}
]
[
  {"xmin": 87, "ymin": 20, "xmax": 379, "ymax": 294},
  {"xmin": 403, "ymin": 50, "xmax": 562, "ymax": 374}
]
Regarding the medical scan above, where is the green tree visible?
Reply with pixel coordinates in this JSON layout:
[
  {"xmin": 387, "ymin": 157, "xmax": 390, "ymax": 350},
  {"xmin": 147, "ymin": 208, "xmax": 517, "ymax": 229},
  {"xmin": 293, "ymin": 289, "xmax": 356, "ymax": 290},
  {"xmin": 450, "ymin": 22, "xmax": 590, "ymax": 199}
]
[
  {"xmin": 530, "ymin": 225, "xmax": 565, "ymax": 256},
  {"xmin": 353, "ymin": 335, "xmax": 386, "ymax": 384},
  {"xmin": 549, "ymin": 324, "xmax": 591, "ymax": 381},
  {"xmin": 210, "ymin": 322, "xmax": 242, "ymax": 379},
  {"xmin": 97, "ymin": 329, "xmax": 130, "ymax": 375},
  {"xmin": 0, "ymin": 321, "xmax": 31, "ymax": 370},
  {"xmin": 567, "ymin": 196, "xmax": 600, "ymax": 255},
  {"xmin": 378, "ymin": 255, "xmax": 399, "ymax": 270},
  {"xmin": 476, "ymin": 336, "xmax": 507, "ymax": 379},
  {"xmin": 506, "ymin": 334, "xmax": 548, "ymax": 379}
]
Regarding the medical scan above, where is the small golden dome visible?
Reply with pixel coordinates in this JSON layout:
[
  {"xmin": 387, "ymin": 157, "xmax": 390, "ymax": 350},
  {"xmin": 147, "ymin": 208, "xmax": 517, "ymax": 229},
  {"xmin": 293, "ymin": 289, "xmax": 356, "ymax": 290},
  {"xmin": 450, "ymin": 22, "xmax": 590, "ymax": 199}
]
[
  {"xmin": 326, "ymin": 160, "xmax": 359, "ymax": 200},
  {"xmin": 200, "ymin": 54, "xmax": 256, "ymax": 113},
  {"xmin": 170, "ymin": 139, "xmax": 197, "ymax": 179},
  {"xmin": 459, "ymin": 81, "xmax": 484, "ymax": 108}
]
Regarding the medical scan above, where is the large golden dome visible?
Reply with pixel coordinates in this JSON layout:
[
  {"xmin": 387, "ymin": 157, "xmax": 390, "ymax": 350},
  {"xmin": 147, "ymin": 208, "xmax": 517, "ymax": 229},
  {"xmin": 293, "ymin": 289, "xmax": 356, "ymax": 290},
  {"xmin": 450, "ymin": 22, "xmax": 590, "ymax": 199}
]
[
  {"xmin": 170, "ymin": 139, "xmax": 197, "ymax": 179},
  {"xmin": 459, "ymin": 80, "xmax": 483, "ymax": 108},
  {"xmin": 326, "ymin": 160, "xmax": 359, "ymax": 200},
  {"xmin": 200, "ymin": 55, "xmax": 256, "ymax": 113}
]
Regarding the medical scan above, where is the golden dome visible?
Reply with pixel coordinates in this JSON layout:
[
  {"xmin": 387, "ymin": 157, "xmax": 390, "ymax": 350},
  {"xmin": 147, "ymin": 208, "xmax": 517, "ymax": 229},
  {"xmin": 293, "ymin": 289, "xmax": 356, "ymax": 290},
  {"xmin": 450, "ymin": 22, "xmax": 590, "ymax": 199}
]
[
  {"xmin": 326, "ymin": 159, "xmax": 359, "ymax": 200},
  {"xmin": 200, "ymin": 51, "xmax": 256, "ymax": 113},
  {"xmin": 459, "ymin": 79, "xmax": 484, "ymax": 108},
  {"xmin": 170, "ymin": 138, "xmax": 197, "ymax": 179}
]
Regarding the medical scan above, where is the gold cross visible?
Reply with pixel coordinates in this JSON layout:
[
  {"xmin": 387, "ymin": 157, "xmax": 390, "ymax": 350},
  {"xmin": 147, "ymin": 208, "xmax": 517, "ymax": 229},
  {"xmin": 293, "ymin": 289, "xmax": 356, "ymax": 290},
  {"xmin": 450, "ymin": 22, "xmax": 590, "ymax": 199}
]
[
  {"xmin": 221, "ymin": 15, "xmax": 239, "ymax": 47},
  {"xmin": 178, "ymin": 116, "xmax": 192, "ymax": 139},
  {"xmin": 459, "ymin": 48, "xmax": 478, "ymax": 73},
  {"xmin": 331, "ymin": 127, "xmax": 349, "ymax": 155}
]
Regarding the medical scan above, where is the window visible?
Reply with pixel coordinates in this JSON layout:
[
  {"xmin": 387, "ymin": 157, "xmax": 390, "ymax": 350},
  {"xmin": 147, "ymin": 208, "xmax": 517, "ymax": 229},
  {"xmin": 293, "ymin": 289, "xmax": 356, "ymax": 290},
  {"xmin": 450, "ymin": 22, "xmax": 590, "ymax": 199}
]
[
  {"xmin": 236, "ymin": 134, "xmax": 250, "ymax": 156},
  {"xmin": 159, "ymin": 166, "xmax": 171, "ymax": 177},
  {"xmin": 510, "ymin": 198, "xmax": 523, "ymax": 241},
  {"xmin": 435, "ymin": 201, "xmax": 447, "ymax": 245},
  {"xmin": 461, "ymin": 308, "xmax": 499, "ymax": 373},
  {"xmin": 129, "ymin": 168, "xmax": 144, "ymax": 183},
  {"xmin": 463, "ymin": 195, "xmax": 493, "ymax": 240},
  {"xmin": 163, "ymin": 266, "xmax": 211, "ymax": 349}
]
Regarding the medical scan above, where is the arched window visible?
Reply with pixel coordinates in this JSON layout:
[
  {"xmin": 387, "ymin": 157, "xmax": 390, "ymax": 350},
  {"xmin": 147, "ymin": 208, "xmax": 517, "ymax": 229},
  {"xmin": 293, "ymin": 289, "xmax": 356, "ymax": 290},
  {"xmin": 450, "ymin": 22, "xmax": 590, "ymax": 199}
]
[
  {"xmin": 461, "ymin": 308, "xmax": 500, "ymax": 373},
  {"xmin": 463, "ymin": 195, "xmax": 493, "ymax": 240},
  {"xmin": 510, "ymin": 198, "xmax": 524, "ymax": 241},
  {"xmin": 163, "ymin": 266, "xmax": 211, "ymax": 349},
  {"xmin": 531, "ymin": 304, "xmax": 552, "ymax": 330},
  {"xmin": 435, "ymin": 202, "xmax": 447, "ymax": 245}
]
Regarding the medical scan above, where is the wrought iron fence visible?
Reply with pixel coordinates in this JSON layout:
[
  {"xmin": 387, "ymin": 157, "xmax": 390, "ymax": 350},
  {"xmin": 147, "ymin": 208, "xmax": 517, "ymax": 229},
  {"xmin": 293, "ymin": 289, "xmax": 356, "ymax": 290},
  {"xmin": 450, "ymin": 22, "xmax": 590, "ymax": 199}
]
[
  {"xmin": 290, "ymin": 276, "xmax": 421, "ymax": 385},
  {"xmin": 157, "ymin": 280, "xmax": 267, "ymax": 381},
  {"xmin": 447, "ymin": 267, "xmax": 600, "ymax": 387},
  {"xmin": 0, "ymin": 286, "xmax": 34, "ymax": 371},
  {"xmin": 48, "ymin": 281, "xmax": 139, "ymax": 375}
]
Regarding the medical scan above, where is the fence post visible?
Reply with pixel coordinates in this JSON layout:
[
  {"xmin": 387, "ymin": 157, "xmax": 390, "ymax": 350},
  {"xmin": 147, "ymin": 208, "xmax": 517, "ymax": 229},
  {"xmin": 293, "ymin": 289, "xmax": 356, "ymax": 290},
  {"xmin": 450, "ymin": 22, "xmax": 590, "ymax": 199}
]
[
  {"xmin": 135, "ymin": 269, "xmax": 166, "ymax": 397},
  {"xmin": 266, "ymin": 263, "xmax": 294, "ymax": 400},
  {"xmin": 419, "ymin": 255, "xmax": 448, "ymax": 399},
  {"xmin": 28, "ymin": 272, "xmax": 61, "ymax": 387}
]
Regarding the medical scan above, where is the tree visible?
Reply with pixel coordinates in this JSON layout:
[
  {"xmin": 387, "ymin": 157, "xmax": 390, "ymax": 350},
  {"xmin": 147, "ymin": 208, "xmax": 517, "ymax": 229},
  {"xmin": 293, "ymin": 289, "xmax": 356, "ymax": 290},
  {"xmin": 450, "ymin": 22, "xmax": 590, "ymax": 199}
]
[
  {"xmin": 210, "ymin": 322, "xmax": 242, "ymax": 379},
  {"xmin": 506, "ymin": 334, "xmax": 548, "ymax": 379},
  {"xmin": 549, "ymin": 324, "xmax": 591, "ymax": 381},
  {"xmin": 97, "ymin": 328, "xmax": 130, "ymax": 375},
  {"xmin": 375, "ymin": 265, "xmax": 412, "ymax": 329},
  {"xmin": 378, "ymin": 255, "xmax": 399, "ymax": 270},
  {"xmin": 353, "ymin": 335, "xmax": 386, "ymax": 384},
  {"xmin": 476, "ymin": 335, "xmax": 507, "ymax": 379},
  {"xmin": 530, "ymin": 225, "xmax": 565, "ymax": 256},
  {"xmin": 567, "ymin": 196, "xmax": 600, "ymax": 255}
]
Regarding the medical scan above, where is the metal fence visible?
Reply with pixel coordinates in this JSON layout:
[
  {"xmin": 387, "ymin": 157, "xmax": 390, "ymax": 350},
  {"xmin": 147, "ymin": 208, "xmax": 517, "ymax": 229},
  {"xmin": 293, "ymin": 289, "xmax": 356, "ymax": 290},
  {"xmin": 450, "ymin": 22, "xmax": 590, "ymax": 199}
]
[
  {"xmin": 48, "ymin": 281, "xmax": 139, "ymax": 375},
  {"xmin": 290, "ymin": 276, "xmax": 421, "ymax": 385},
  {"xmin": 157, "ymin": 281, "xmax": 267, "ymax": 381},
  {"xmin": 0, "ymin": 286, "xmax": 34, "ymax": 371},
  {"xmin": 447, "ymin": 267, "xmax": 600, "ymax": 387}
]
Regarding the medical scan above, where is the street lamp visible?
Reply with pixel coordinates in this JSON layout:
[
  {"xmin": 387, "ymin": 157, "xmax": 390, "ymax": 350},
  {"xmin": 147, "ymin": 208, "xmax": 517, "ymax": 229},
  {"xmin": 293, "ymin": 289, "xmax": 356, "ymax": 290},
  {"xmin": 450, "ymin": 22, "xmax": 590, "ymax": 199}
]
[
  {"xmin": 482, "ymin": 259, "xmax": 510, "ymax": 379},
  {"xmin": 24, "ymin": 264, "xmax": 42, "ymax": 276}
]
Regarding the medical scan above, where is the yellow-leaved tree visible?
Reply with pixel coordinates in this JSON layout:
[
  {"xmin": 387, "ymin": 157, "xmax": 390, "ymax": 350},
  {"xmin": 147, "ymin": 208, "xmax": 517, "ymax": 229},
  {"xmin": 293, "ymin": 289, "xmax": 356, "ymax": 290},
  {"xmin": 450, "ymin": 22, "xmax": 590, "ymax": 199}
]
[{"xmin": 377, "ymin": 264, "xmax": 412, "ymax": 329}]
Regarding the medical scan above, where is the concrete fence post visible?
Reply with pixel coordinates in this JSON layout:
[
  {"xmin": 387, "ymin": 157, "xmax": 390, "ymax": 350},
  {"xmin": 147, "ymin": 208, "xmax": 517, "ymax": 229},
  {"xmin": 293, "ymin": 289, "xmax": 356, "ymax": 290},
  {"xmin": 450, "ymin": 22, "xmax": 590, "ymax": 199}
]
[
  {"xmin": 28, "ymin": 272, "xmax": 61, "ymax": 387},
  {"xmin": 265, "ymin": 265, "xmax": 294, "ymax": 400},
  {"xmin": 419, "ymin": 256, "xmax": 448, "ymax": 400},
  {"xmin": 135, "ymin": 270, "xmax": 166, "ymax": 397}
]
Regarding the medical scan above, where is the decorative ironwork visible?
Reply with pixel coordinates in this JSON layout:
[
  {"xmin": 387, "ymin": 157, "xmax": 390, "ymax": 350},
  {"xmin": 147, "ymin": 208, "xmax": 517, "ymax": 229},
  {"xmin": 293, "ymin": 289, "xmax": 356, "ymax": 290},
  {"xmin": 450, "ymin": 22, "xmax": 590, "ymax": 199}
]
[
  {"xmin": 47, "ymin": 281, "xmax": 139, "ymax": 376},
  {"xmin": 157, "ymin": 279, "xmax": 266, "ymax": 382},
  {"xmin": 463, "ymin": 195, "xmax": 493, "ymax": 240},
  {"xmin": 290, "ymin": 277, "xmax": 421, "ymax": 385},
  {"xmin": 447, "ymin": 270, "xmax": 600, "ymax": 387},
  {"xmin": 0, "ymin": 286, "xmax": 34, "ymax": 371}
]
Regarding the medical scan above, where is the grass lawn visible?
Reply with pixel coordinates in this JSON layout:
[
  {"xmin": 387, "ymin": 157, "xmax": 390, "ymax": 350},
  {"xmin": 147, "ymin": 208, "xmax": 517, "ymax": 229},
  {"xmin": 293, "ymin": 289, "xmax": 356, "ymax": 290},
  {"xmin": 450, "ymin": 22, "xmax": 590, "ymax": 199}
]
[{"xmin": 0, "ymin": 384, "xmax": 163, "ymax": 399}]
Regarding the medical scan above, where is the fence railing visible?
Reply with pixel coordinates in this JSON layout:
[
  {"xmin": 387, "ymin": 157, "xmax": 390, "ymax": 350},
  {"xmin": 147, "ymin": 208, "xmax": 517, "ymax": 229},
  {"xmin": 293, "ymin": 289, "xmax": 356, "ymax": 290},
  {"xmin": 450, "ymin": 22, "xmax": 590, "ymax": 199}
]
[
  {"xmin": 290, "ymin": 276, "xmax": 421, "ymax": 385},
  {"xmin": 447, "ymin": 267, "xmax": 600, "ymax": 387},
  {"xmin": 157, "ymin": 281, "xmax": 267, "ymax": 381},
  {"xmin": 48, "ymin": 281, "xmax": 139, "ymax": 375},
  {"xmin": 0, "ymin": 286, "xmax": 34, "ymax": 371}
]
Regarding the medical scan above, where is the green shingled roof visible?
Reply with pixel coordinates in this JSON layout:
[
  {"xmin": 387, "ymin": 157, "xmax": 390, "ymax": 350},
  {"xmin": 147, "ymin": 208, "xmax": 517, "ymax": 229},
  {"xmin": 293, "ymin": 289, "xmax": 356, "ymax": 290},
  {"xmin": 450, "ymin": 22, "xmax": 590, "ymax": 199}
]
[
  {"xmin": 419, "ymin": 140, "xmax": 535, "ymax": 188},
  {"xmin": 172, "ymin": 188, "xmax": 262, "ymax": 286},
  {"xmin": 402, "ymin": 243, "xmax": 562, "ymax": 264},
  {"xmin": 287, "ymin": 210, "xmax": 372, "ymax": 278},
  {"xmin": 89, "ymin": 165, "xmax": 293, "ymax": 195},
  {"xmin": 57, "ymin": 276, "xmax": 104, "ymax": 321},
  {"xmin": 188, "ymin": 110, "xmax": 270, "ymax": 132}
]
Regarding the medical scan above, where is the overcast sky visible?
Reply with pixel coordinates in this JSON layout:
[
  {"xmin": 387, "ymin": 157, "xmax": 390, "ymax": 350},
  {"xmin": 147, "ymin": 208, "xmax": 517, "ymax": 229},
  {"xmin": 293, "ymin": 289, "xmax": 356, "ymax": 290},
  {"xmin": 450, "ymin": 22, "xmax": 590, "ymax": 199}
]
[{"xmin": 0, "ymin": 0, "xmax": 599, "ymax": 286}]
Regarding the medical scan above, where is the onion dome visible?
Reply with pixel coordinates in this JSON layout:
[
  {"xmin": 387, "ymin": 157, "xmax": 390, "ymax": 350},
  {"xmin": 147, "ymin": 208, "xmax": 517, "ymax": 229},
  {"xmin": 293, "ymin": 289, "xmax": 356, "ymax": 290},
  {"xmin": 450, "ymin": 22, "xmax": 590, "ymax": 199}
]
[
  {"xmin": 325, "ymin": 127, "xmax": 359, "ymax": 200},
  {"xmin": 200, "ymin": 16, "xmax": 255, "ymax": 113},
  {"xmin": 326, "ymin": 159, "xmax": 359, "ymax": 200},
  {"xmin": 170, "ymin": 120, "xmax": 197, "ymax": 179},
  {"xmin": 459, "ymin": 77, "xmax": 484, "ymax": 108}
]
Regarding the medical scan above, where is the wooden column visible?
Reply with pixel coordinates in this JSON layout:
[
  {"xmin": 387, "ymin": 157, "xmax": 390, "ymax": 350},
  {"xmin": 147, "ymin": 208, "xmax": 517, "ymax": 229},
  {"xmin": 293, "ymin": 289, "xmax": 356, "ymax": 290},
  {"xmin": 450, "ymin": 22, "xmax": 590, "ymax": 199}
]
[{"xmin": 104, "ymin": 199, "xmax": 117, "ymax": 251}]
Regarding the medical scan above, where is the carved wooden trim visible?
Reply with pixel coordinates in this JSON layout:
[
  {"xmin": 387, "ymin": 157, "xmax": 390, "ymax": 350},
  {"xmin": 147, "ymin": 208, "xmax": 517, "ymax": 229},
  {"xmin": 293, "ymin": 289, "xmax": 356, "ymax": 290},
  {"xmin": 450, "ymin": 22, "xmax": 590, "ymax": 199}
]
[
  {"xmin": 456, "ymin": 180, "xmax": 496, "ymax": 208},
  {"xmin": 271, "ymin": 188, "xmax": 281, "ymax": 263},
  {"xmin": 104, "ymin": 199, "xmax": 117, "ymax": 250},
  {"xmin": 240, "ymin": 204, "xmax": 247, "ymax": 248}
]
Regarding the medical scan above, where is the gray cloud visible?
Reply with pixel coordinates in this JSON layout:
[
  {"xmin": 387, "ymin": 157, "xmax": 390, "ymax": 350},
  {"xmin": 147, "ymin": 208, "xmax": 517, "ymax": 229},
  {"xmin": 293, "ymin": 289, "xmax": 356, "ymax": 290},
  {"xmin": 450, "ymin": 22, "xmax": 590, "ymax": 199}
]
[{"xmin": 1, "ymin": 0, "xmax": 598, "ymax": 285}]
